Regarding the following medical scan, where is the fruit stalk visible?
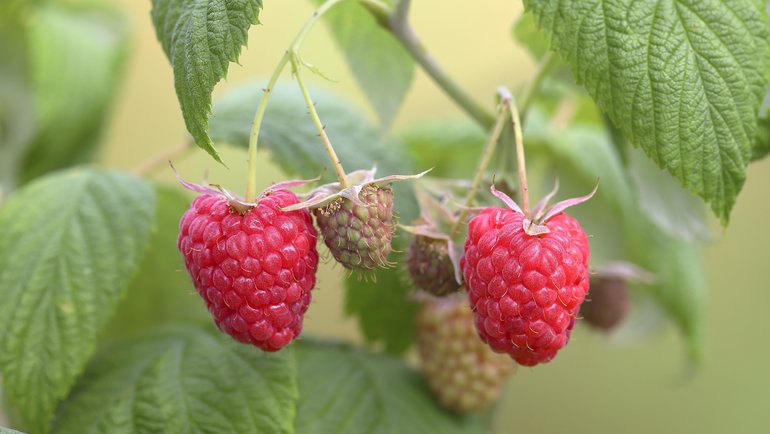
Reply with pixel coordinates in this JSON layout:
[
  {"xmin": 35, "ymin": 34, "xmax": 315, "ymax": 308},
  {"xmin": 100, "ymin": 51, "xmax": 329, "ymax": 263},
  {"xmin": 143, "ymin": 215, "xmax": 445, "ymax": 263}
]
[
  {"xmin": 449, "ymin": 91, "xmax": 510, "ymax": 239},
  {"xmin": 507, "ymin": 96, "xmax": 530, "ymax": 216},
  {"xmin": 245, "ymin": 0, "xmax": 348, "ymax": 201},
  {"xmin": 291, "ymin": 55, "xmax": 349, "ymax": 188}
]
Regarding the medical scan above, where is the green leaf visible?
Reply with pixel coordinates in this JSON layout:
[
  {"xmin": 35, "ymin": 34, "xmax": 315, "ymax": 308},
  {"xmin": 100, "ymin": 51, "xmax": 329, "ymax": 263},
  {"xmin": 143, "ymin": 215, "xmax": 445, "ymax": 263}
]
[
  {"xmin": 315, "ymin": 0, "xmax": 415, "ymax": 127},
  {"xmin": 627, "ymin": 219, "xmax": 706, "ymax": 363},
  {"xmin": 627, "ymin": 148, "xmax": 711, "ymax": 242},
  {"xmin": 0, "ymin": 427, "xmax": 26, "ymax": 434},
  {"xmin": 0, "ymin": 169, "xmax": 156, "ymax": 433},
  {"xmin": 102, "ymin": 185, "xmax": 209, "ymax": 343},
  {"xmin": 53, "ymin": 326, "xmax": 297, "ymax": 434},
  {"xmin": 344, "ymin": 263, "xmax": 418, "ymax": 355},
  {"xmin": 151, "ymin": 0, "xmax": 263, "ymax": 163},
  {"xmin": 523, "ymin": 0, "xmax": 770, "ymax": 222},
  {"xmin": 20, "ymin": 2, "xmax": 130, "ymax": 184},
  {"xmin": 209, "ymin": 80, "xmax": 419, "ymax": 221},
  {"xmin": 512, "ymin": 10, "xmax": 550, "ymax": 59},
  {"xmin": 295, "ymin": 340, "xmax": 485, "ymax": 434},
  {"xmin": 0, "ymin": 15, "xmax": 35, "ymax": 193},
  {"xmin": 752, "ymin": 113, "xmax": 770, "ymax": 161}
]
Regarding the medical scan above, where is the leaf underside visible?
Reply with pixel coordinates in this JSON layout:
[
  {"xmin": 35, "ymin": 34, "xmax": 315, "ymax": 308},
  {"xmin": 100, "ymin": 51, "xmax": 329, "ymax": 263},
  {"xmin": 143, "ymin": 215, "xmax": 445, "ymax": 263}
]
[{"xmin": 523, "ymin": 0, "xmax": 770, "ymax": 222}]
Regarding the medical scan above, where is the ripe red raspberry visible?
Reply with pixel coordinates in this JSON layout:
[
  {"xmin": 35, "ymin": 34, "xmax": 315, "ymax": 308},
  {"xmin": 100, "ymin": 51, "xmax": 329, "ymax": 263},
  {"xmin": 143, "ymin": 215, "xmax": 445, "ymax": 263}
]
[
  {"xmin": 177, "ymin": 190, "xmax": 319, "ymax": 352},
  {"xmin": 407, "ymin": 235, "xmax": 461, "ymax": 296},
  {"xmin": 416, "ymin": 295, "xmax": 515, "ymax": 412},
  {"xmin": 462, "ymin": 206, "xmax": 590, "ymax": 366},
  {"xmin": 313, "ymin": 185, "xmax": 394, "ymax": 270}
]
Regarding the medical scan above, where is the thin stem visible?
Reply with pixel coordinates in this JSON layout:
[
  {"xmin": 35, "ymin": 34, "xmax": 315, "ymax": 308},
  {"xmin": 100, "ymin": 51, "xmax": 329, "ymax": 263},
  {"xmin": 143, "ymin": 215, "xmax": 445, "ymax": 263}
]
[
  {"xmin": 245, "ymin": 52, "xmax": 290, "ymax": 201},
  {"xmin": 291, "ymin": 55, "xmax": 348, "ymax": 187},
  {"xmin": 133, "ymin": 140, "xmax": 193, "ymax": 176},
  {"xmin": 518, "ymin": 51, "xmax": 558, "ymax": 119},
  {"xmin": 450, "ymin": 104, "xmax": 509, "ymax": 238},
  {"xmin": 245, "ymin": 0, "xmax": 348, "ymax": 201},
  {"xmin": 507, "ymin": 96, "xmax": 530, "ymax": 216},
  {"xmin": 360, "ymin": 0, "xmax": 496, "ymax": 129}
]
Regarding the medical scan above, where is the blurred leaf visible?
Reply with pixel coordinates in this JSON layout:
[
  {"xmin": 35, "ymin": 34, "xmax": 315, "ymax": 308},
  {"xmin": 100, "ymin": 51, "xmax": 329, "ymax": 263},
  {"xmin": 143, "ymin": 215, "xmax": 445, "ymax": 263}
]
[
  {"xmin": 751, "ymin": 87, "xmax": 770, "ymax": 161},
  {"xmin": 512, "ymin": 10, "xmax": 549, "ymax": 59},
  {"xmin": 524, "ymin": 0, "xmax": 770, "ymax": 223},
  {"xmin": 0, "ymin": 427, "xmax": 25, "ymax": 434},
  {"xmin": 295, "ymin": 340, "xmax": 485, "ymax": 434},
  {"xmin": 0, "ymin": 169, "xmax": 155, "ymax": 433},
  {"xmin": 209, "ymin": 80, "xmax": 419, "ymax": 221},
  {"xmin": 102, "ymin": 185, "xmax": 209, "ymax": 343},
  {"xmin": 752, "ymin": 113, "xmax": 770, "ymax": 161},
  {"xmin": 627, "ymin": 219, "xmax": 706, "ymax": 363},
  {"xmin": 400, "ymin": 119, "xmax": 486, "ymax": 177},
  {"xmin": 20, "ymin": 2, "xmax": 130, "ymax": 183},
  {"xmin": 344, "ymin": 256, "xmax": 417, "ymax": 355},
  {"xmin": 0, "ymin": 16, "xmax": 35, "ymax": 193},
  {"xmin": 150, "ymin": 0, "xmax": 263, "ymax": 164},
  {"xmin": 627, "ymin": 148, "xmax": 711, "ymax": 242},
  {"xmin": 53, "ymin": 326, "xmax": 297, "ymax": 434},
  {"xmin": 314, "ymin": 0, "xmax": 415, "ymax": 127},
  {"xmin": 525, "ymin": 105, "xmax": 635, "ymax": 218}
]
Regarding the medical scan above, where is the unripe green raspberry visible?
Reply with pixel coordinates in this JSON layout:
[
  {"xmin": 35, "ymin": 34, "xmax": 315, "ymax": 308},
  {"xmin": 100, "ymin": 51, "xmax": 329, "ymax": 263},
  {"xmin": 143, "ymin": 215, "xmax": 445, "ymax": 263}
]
[
  {"xmin": 313, "ymin": 185, "xmax": 395, "ymax": 270},
  {"xmin": 416, "ymin": 295, "xmax": 515, "ymax": 412},
  {"xmin": 407, "ymin": 235, "xmax": 461, "ymax": 296}
]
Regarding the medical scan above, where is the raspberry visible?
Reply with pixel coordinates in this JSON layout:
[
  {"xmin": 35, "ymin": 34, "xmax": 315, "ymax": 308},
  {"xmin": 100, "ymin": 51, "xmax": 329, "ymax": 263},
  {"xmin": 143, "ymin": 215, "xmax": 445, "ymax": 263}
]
[
  {"xmin": 581, "ymin": 276, "xmax": 630, "ymax": 331},
  {"xmin": 416, "ymin": 295, "xmax": 515, "ymax": 412},
  {"xmin": 313, "ymin": 185, "xmax": 394, "ymax": 270},
  {"xmin": 407, "ymin": 235, "xmax": 461, "ymax": 296},
  {"xmin": 177, "ymin": 190, "xmax": 319, "ymax": 351},
  {"xmin": 462, "ymin": 207, "xmax": 590, "ymax": 366}
]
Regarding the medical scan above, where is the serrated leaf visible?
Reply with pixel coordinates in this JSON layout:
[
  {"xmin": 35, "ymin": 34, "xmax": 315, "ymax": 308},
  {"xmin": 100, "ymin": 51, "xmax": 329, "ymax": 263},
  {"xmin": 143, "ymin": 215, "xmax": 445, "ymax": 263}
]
[
  {"xmin": 20, "ymin": 2, "xmax": 129, "ymax": 184},
  {"xmin": 314, "ymin": 0, "xmax": 415, "ymax": 127},
  {"xmin": 101, "ymin": 185, "xmax": 209, "ymax": 343},
  {"xmin": 295, "ymin": 340, "xmax": 485, "ymax": 434},
  {"xmin": 209, "ymin": 80, "xmax": 419, "ymax": 221},
  {"xmin": 151, "ymin": 0, "xmax": 263, "ymax": 163},
  {"xmin": 751, "ymin": 87, "xmax": 770, "ymax": 161},
  {"xmin": 524, "ymin": 0, "xmax": 770, "ymax": 222},
  {"xmin": 53, "ymin": 326, "xmax": 297, "ymax": 434},
  {"xmin": 627, "ymin": 147, "xmax": 711, "ymax": 242},
  {"xmin": 0, "ymin": 169, "xmax": 156, "ymax": 433}
]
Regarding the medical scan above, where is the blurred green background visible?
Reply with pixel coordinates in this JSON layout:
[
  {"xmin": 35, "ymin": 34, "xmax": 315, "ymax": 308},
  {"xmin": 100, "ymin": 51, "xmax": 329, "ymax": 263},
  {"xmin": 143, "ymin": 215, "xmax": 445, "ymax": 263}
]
[{"xmin": 75, "ymin": 0, "xmax": 770, "ymax": 432}]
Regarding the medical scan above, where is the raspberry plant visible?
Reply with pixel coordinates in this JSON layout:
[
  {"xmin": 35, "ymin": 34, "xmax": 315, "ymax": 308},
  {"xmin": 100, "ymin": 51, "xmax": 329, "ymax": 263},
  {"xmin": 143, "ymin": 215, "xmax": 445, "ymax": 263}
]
[{"xmin": 1, "ymin": 0, "xmax": 769, "ymax": 433}]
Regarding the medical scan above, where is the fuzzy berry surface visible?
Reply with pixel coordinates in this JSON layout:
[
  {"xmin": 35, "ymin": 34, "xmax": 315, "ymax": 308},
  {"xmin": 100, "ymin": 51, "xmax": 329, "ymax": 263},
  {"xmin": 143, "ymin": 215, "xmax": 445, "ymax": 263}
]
[
  {"xmin": 461, "ymin": 208, "xmax": 590, "ymax": 366},
  {"xmin": 313, "ymin": 185, "xmax": 394, "ymax": 270},
  {"xmin": 407, "ymin": 235, "xmax": 460, "ymax": 296},
  {"xmin": 177, "ymin": 191, "xmax": 319, "ymax": 352},
  {"xmin": 416, "ymin": 296, "xmax": 515, "ymax": 412}
]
